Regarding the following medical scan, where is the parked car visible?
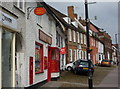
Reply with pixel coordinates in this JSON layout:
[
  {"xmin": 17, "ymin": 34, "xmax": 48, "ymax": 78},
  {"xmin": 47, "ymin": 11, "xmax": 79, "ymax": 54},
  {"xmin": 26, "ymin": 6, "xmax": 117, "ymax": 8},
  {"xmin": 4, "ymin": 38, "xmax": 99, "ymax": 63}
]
[
  {"xmin": 101, "ymin": 59, "xmax": 111, "ymax": 67},
  {"xmin": 72, "ymin": 59, "xmax": 94, "ymax": 75},
  {"xmin": 65, "ymin": 62, "xmax": 74, "ymax": 71}
]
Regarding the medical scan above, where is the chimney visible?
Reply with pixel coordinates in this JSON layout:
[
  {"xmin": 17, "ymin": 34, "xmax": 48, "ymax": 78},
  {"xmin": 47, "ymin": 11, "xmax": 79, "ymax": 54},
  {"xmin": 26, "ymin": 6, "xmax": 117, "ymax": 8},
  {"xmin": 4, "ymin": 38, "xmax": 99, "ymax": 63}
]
[{"xmin": 68, "ymin": 6, "xmax": 75, "ymax": 21}]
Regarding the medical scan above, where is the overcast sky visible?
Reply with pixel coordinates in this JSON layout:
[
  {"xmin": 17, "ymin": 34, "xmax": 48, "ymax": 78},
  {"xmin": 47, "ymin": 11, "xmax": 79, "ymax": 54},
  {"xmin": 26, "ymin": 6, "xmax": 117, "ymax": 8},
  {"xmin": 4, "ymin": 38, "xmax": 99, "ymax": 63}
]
[{"xmin": 45, "ymin": 0, "xmax": 119, "ymax": 44}]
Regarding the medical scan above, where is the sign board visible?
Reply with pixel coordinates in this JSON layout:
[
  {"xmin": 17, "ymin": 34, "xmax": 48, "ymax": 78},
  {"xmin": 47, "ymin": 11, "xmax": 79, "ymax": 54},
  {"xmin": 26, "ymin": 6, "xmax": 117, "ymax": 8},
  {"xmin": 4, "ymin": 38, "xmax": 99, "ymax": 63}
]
[
  {"xmin": 60, "ymin": 47, "xmax": 66, "ymax": 54},
  {"xmin": 39, "ymin": 30, "xmax": 52, "ymax": 45},
  {"xmin": 34, "ymin": 7, "xmax": 46, "ymax": 16},
  {"xmin": 0, "ymin": 11, "xmax": 17, "ymax": 29}
]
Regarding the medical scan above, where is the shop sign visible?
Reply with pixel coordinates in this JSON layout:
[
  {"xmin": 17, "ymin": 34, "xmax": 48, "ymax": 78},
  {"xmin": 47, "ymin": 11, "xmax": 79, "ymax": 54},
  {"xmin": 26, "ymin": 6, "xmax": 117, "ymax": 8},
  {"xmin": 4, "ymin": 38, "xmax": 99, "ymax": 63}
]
[
  {"xmin": 34, "ymin": 7, "xmax": 46, "ymax": 16},
  {"xmin": 0, "ymin": 11, "xmax": 17, "ymax": 29},
  {"xmin": 60, "ymin": 47, "xmax": 66, "ymax": 54}
]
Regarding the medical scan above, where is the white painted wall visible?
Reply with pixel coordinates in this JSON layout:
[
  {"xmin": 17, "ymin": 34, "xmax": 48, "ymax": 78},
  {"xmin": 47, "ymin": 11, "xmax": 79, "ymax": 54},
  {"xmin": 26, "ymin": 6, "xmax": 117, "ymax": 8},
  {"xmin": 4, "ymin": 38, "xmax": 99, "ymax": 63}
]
[{"xmin": 25, "ymin": 1, "xmax": 58, "ymax": 87}]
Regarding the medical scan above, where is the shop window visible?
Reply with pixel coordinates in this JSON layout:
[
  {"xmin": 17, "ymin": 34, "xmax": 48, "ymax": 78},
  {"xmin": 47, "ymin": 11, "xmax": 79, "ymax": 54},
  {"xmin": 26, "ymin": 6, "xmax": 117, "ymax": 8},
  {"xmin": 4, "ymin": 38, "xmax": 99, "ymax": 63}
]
[{"xmin": 35, "ymin": 42, "xmax": 43, "ymax": 74}]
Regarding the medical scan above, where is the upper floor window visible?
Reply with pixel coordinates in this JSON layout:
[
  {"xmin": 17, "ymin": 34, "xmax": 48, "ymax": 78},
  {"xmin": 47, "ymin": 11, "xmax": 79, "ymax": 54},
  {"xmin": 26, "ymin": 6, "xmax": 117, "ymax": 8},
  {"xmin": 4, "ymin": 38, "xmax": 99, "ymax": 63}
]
[
  {"xmin": 73, "ymin": 30, "xmax": 76, "ymax": 42},
  {"xmin": 14, "ymin": 0, "xmax": 25, "ymax": 11},
  {"xmin": 81, "ymin": 33, "xmax": 83, "ymax": 44},
  {"xmin": 77, "ymin": 32, "xmax": 80, "ymax": 43},
  {"xmin": 84, "ymin": 34, "xmax": 86, "ymax": 45},
  {"xmin": 68, "ymin": 29, "xmax": 72, "ymax": 41}
]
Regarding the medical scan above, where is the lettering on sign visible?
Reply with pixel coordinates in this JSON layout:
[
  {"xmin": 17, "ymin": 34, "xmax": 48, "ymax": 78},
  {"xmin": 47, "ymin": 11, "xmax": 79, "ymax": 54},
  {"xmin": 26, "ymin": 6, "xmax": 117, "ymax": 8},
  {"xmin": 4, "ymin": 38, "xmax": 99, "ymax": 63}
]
[
  {"xmin": 0, "ymin": 11, "xmax": 17, "ymax": 29},
  {"xmin": 2, "ymin": 14, "xmax": 12, "ymax": 23}
]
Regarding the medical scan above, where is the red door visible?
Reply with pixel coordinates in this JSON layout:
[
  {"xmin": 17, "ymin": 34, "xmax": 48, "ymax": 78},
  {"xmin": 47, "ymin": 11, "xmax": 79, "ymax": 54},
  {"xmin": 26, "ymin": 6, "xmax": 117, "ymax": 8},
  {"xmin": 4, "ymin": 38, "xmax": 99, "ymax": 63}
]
[
  {"xmin": 47, "ymin": 48, "xmax": 51, "ymax": 82},
  {"xmin": 47, "ymin": 47, "xmax": 60, "ymax": 82},
  {"xmin": 29, "ymin": 57, "xmax": 33, "ymax": 85}
]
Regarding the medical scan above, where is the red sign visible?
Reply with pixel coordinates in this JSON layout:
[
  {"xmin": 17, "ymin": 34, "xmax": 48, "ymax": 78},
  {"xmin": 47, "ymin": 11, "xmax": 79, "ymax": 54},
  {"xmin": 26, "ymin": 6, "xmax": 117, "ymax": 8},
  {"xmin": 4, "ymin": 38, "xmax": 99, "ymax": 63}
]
[
  {"xmin": 34, "ymin": 7, "xmax": 46, "ymax": 16},
  {"xmin": 60, "ymin": 47, "xmax": 66, "ymax": 54}
]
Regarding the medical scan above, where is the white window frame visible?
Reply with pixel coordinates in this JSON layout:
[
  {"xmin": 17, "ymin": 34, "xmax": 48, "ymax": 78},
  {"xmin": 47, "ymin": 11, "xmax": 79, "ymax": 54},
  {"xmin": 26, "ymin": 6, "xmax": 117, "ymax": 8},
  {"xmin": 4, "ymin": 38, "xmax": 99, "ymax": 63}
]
[
  {"xmin": 79, "ymin": 50, "xmax": 81, "ymax": 59},
  {"xmin": 77, "ymin": 32, "xmax": 80, "ymax": 43},
  {"xmin": 73, "ymin": 30, "xmax": 76, "ymax": 42},
  {"xmin": 81, "ymin": 33, "xmax": 83, "ymax": 44},
  {"xmin": 74, "ymin": 50, "xmax": 76, "ymax": 61},
  {"xmin": 68, "ymin": 29, "xmax": 72, "ymax": 41},
  {"xmin": 69, "ymin": 49, "xmax": 72, "ymax": 62},
  {"xmin": 85, "ymin": 51, "xmax": 87, "ymax": 59},
  {"xmin": 84, "ymin": 34, "xmax": 86, "ymax": 45},
  {"xmin": 14, "ymin": 0, "xmax": 25, "ymax": 11}
]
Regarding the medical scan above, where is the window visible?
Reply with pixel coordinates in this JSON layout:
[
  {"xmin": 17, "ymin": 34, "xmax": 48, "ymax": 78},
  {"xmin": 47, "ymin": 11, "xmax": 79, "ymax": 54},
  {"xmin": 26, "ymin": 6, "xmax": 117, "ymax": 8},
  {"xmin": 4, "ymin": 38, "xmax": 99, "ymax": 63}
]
[
  {"xmin": 77, "ymin": 32, "xmax": 80, "ymax": 43},
  {"xmin": 14, "ymin": 0, "xmax": 25, "ymax": 11},
  {"xmin": 79, "ymin": 33, "xmax": 81, "ymax": 44},
  {"xmin": 84, "ymin": 51, "xmax": 87, "ymax": 59},
  {"xmin": 84, "ymin": 34, "xmax": 86, "ymax": 45},
  {"xmin": 73, "ymin": 30, "xmax": 76, "ymax": 42},
  {"xmin": 79, "ymin": 50, "xmax": 81, "ymax": 59},
  {"xmin": 77, "ymin": 49, "xmax": 79, "ymax": 60},
  {"xmin": 35, "ymin": 42, "xmax": 43, "ymax": 74},
  {"xmin": 69, "ymin": 49, "xmax": 72, "ymax": 62},
  {"xmin": 74, "ymin": 50, "xmax": 76, "ymax": 61},
  {"xmin": 56, "ymin": 31, "xmax": 60, "ymax": 47},
  {"xmin": 68, "ymin": 29, "xmax": 72, "ymax": 41},
  {"xmin": 81, "ymin": 33, "xmax": 83, "ymax": 44}
]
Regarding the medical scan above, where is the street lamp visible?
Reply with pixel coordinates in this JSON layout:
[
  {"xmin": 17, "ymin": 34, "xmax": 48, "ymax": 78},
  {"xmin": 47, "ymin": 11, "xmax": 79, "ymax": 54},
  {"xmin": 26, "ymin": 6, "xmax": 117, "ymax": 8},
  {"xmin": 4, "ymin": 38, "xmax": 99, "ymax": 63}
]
[{"xmin": 84, "ymin": 0, "xmax": 95, "ymax": 89}]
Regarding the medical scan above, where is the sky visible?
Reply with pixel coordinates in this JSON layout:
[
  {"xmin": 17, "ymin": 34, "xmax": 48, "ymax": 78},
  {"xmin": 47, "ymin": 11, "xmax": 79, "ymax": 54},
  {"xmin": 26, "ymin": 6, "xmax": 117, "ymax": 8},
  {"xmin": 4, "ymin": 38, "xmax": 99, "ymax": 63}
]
[{"xmin": 44, "ymin": 0, "xmax": 119, "ymax": 44}]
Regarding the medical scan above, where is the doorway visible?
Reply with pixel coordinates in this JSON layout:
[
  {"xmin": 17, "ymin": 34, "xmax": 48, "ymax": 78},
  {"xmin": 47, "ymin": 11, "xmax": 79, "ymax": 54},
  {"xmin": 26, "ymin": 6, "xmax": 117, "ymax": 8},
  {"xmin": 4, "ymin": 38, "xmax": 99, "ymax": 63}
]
[
  {"xmin": 47, "ymin": 47, "xmax": 60, "ymax": 82},
  {"xmin": 1, "ymin": 29, "xmax": 15, "ymax": 87}
]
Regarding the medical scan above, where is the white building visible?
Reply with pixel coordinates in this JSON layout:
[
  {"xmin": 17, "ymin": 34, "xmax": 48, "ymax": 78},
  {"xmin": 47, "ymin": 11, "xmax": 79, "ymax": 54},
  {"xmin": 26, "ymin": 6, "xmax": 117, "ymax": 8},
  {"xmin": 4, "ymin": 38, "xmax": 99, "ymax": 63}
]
[{"xmin": 0, "ymin": 1, "xmax": 66, "ymax": 88}]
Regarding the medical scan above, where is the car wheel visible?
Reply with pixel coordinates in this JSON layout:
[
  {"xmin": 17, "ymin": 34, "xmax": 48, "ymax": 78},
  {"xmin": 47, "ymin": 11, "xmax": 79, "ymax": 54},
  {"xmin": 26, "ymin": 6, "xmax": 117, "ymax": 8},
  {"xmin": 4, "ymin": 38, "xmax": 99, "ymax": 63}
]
[{"xmin": 67, "ymin": 66, "xmax": 72, "ymax": 71}]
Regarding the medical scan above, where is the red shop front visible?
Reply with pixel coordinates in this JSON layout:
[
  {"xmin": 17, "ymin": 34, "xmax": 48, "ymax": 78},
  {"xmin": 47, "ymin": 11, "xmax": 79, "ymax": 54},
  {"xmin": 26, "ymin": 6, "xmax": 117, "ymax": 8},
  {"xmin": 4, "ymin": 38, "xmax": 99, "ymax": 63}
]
[{"xmin": 47, "ymin": 47, "xmax": 60, "ymax": 81}]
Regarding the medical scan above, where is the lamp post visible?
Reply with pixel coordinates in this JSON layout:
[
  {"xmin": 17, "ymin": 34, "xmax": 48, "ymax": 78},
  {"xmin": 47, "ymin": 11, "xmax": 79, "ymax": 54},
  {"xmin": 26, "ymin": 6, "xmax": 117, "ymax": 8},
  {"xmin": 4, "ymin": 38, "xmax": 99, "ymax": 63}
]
[{"xmin": 85, "ymin": 0, "xmax": 93, "ymax": 89}]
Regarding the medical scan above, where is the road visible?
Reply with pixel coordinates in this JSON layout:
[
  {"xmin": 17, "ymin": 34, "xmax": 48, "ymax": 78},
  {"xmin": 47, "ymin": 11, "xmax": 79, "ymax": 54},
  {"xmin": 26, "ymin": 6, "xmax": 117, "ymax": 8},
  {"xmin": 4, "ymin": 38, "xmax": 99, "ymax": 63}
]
[{"xmin": 40, "ymin": 66, "xmax": 119, "ymax": 89}]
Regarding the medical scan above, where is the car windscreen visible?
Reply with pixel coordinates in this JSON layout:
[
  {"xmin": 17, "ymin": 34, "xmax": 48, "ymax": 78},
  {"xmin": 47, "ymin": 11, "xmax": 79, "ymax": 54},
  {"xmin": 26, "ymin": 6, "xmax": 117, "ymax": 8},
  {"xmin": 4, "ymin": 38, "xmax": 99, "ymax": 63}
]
[{"xmin": 79, "ymin": 61, "xmax": 93, "ymax": 67}]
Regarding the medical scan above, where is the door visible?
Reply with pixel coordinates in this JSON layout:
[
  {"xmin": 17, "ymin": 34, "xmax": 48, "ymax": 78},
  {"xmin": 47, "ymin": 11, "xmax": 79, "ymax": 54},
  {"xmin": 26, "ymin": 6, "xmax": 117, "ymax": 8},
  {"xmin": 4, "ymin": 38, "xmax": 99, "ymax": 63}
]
[
  {"xmin": 29, "ymin": 57, "xmax": 33, "ymax": 85},
  {"xmin": 47, "ymin": 47, "xmax": 60, "ymax": 82},
  {"xmin": 47, "ymin": 48, "xmax": 51, "ymax": 82}
]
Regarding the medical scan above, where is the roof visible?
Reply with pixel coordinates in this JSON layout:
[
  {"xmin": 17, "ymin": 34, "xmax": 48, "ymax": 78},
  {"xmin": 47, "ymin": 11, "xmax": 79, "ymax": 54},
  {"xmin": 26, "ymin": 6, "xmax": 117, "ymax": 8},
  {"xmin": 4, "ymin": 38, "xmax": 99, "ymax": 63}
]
[
  {"xmin": 44, "ymin": 3, "xmax": 84, "ymax": 33},
  {"xmin": 90, "ymin": 22, "xmax": 100, "ymax": 32}
]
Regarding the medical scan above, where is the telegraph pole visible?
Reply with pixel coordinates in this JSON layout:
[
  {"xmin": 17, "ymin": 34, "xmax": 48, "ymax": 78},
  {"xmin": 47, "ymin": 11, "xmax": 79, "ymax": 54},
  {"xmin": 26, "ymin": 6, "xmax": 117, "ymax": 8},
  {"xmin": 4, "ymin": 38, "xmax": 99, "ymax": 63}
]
[{"xmin": 85, "ymin": 0, "xmax": 93, "ymax": 89}]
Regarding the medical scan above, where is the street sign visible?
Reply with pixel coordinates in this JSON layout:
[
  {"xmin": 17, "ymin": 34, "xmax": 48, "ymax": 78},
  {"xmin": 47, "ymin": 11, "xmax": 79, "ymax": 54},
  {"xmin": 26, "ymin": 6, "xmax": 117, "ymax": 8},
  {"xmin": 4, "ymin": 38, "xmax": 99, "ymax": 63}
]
[
  {"xmin": 60, "ymin": 47, "xmax": 66, "ymax": 54},
  {"xmin": 34, "ymin": 7, "xmax": 46, "ymax": 16}
]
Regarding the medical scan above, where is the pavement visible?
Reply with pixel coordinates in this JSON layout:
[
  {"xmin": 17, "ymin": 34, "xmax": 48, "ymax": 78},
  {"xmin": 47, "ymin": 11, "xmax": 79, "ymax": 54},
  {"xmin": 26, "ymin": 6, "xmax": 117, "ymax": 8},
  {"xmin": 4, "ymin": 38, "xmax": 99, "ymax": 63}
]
[{"xmin": 96, "ymin": 66, "xmax": 119, "ymax": 88}]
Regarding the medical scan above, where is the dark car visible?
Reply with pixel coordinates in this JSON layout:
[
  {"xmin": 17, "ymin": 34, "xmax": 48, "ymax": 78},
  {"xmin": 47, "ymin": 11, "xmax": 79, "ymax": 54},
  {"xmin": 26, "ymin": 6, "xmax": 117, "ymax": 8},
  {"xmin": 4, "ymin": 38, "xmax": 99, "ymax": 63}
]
[
  {"xmin": 72, "ymin": 59, "xmax": 94, "ymax": 75},
  {"xmin": 101, "ymin": 59, "xmax": 111, "ymax": 67}
]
